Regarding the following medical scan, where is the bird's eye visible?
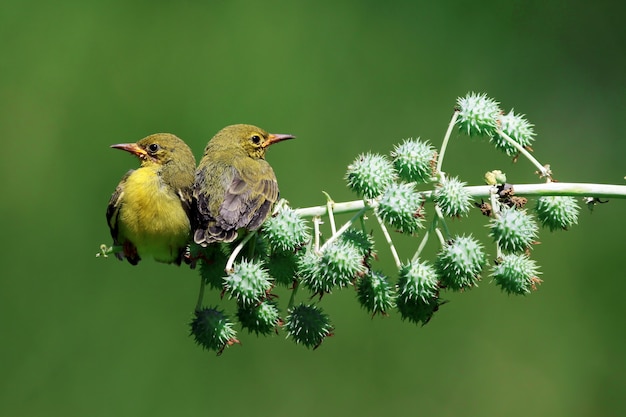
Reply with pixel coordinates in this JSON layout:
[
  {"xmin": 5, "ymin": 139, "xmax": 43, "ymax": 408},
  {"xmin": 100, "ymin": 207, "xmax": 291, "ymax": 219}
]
[
  {"xmin": 148, "ymin": 143, "xmax": 160, "ymax": 153},
  {"xmin": 251, "ymin": 135, "xmax": 261, "ymax": 145}
]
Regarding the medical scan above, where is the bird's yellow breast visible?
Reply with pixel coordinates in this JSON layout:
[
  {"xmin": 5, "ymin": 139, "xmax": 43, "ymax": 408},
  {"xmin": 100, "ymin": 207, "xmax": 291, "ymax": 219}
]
[{"xmin": 118, "ymin": 167, "xmax": 190, "ymax": 262}]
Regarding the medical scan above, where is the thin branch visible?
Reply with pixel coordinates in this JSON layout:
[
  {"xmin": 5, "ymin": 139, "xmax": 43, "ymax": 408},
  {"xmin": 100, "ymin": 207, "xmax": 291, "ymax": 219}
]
[
  {"xmin": 412, "ymin": 228, "xmax": 430, "ymax": 262},
  {"xmin": 320, "ymin": 205, "xmax": 369, "ymax": 252},
  {"xmin": 496, "ymin": 129, "xmax": 549, "ymax": 178},
  {"xmin": 312, "ymin": 216, "xmax": 323, "ymax": 253},
  {"xmin": 225, "ymin": 231, "xmax": 256, "ymax": 273},
  {"xmin": 195, "ymin": 276, "xmax": 206, "ymax": 312},
  {"xmin": 434, "ymin": 227, "xmax": 446, "ymax": 247},
  {"xmin": 433, "ymin": 205, "xmax": 451, "ymax": 240},
  {"xmin": 489, "ymin": 188, "xmax": 504, "ymax": 259},
  {"xmin": 287, "ymin": 280, "xmax": 299, "ymax": 310},
  {"xmin": 322, "ymin": 191, "xmax": 337, "ymax": 235},
  {"xmin": 436, "ymin": 110, "xmax": 459, "ymax": 174},
  {"xmin": 374, "ymin": 211, "xmax": 402, "ymax": 269},
  {"xmin": 294, "ymin": 183, "xmax": 626, "ymax": 218}
]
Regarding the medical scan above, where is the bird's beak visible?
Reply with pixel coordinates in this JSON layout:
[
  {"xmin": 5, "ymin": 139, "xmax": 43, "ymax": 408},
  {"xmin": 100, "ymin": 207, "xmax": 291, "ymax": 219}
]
[
  {"xmin": 263, "ymin": 133, "xmax": 296, "ymax": 148},
  {"xmin": 110, "ymin": 143, "xmax": 149, "ymax": 160}
]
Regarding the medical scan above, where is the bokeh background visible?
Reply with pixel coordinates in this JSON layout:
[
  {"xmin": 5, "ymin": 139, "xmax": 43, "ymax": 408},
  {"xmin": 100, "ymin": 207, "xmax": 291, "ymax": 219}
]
[{"xmin": 1, "ymin": 1, "xmax": 625, "ymax": 416}]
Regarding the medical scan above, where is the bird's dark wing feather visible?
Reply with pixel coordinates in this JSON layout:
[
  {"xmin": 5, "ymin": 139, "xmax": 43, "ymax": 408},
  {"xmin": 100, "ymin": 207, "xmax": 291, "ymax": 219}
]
[
  {"xmin": 106, "ymin": 170, "xmax": 133, "ymax": 244},
  {"xmin": 177, "ymin": 186, "xmax": 194, "ymax": 227},
  {"xmin": 193, "ymin": 163, "xmax": 278, "ymax": 246}
]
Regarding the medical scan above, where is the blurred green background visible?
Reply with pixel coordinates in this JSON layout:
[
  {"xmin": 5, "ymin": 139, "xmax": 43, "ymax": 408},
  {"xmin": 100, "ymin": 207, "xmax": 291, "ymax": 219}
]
[{"xmin": 1, "ymin": 1, "xmax": 625, "ymax": 416}]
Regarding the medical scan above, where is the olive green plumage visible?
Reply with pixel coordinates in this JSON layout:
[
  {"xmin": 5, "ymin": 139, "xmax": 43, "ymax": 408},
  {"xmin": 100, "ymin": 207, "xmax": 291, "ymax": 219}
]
[
  {"xmin": 193, "ymin": 124, "xmax": 295, "ymax": 246},
  {"xmin": 107, "ymin": 133, "xmax": 196, "ymax": 265}
]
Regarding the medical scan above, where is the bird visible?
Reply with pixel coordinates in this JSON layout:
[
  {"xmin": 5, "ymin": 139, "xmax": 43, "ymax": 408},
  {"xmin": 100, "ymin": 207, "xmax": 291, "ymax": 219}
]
[
  {"xmin": 193, "ymin": 124, "xmax": 295, "ymax": 247},
  {"xmin": 106, "ymin": 133, "xmax": 196, "ymax": 265}
]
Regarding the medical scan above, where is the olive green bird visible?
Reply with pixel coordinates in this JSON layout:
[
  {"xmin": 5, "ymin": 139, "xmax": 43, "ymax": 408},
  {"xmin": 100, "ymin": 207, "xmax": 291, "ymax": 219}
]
[
  {"xmin": 106, "ymin": 133, "xmax": 196, "ymax": 265},
  {"xmin": 193, "ymin": 124, "xmax": 295, "ymax": 246}
]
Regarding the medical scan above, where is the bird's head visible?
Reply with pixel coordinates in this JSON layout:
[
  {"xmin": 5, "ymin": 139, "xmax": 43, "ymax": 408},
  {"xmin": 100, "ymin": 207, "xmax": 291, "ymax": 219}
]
[
  {"xmin": 208, "ymin": 124, "xmax": 295, "ymax": 159},
  {"xmin": 111, "ymin": 133, "xmax": 196, "ymax": 169}
]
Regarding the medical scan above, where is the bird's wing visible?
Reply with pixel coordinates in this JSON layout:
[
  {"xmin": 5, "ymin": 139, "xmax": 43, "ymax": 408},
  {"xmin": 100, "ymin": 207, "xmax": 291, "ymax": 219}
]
[
  {"xmin": 193, "ymin": 163, "xmax": 278, "ymax": 245},
  {"xmin": 219, "ymin": 163, "xmax": 278, "ymax": 230},
  {"xmin": 106, "ymin": 170, "xmax": 134, "ymax": 261},
  {"xmin": 176, "ymin": 185, "xmax": 194, "ymax": 227},
  {"xmin": 106, "ymin": 170, "xmax": 133, "ymax": 243}
]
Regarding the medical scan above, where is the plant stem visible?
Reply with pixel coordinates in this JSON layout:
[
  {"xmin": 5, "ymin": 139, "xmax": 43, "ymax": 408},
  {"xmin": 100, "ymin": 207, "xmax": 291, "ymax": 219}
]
[
  {"xmin": 195, "ymin": 276, "xmax": 206, "ymax": 312},
  {"xmin": 313, "ymin": 216, "xmax": 323, "ymax": 252},
  {"xmin": 496, "ymin": 129, "xmax": 550, "ymax": 178},
  {"xmin": 320, "ymin": 205, "xmax": 369, "ymax": 252},
  {"xmin": 412, "ymin": 228, "xmax": 430, "ymax": 262},
  {"xmin": 436, "ymin": 111, "xmax": 459, "ymax": 174},
  {"xmin": 322, "ymin": 191, "xmax": 337, "ymax": 235},
  {"xmin": 374, "ymin": 211, "xmax": 402, "ymax": 268},
  {"xmin": 294, "ymin": 183, "xmax": 626, "ymax": 218},
  {"xmin": 434, "ymin": 205, "xmax": 451, "ymax": 240},
  {"xmin": 434, "ymin": 227, "xmax": 446, "ymax": 247},
  {"xmin": 225, "ymin": 231, "xmax": 256, "ymax": 273},
  {"xmin": 287, "ymin": 279, "xmax": 299, "ymax": 310}
]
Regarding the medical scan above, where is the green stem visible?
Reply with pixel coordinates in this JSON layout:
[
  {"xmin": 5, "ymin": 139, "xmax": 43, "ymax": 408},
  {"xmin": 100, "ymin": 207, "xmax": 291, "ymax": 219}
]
[
  {"xmin": 322, "ymin": 191, "xmax": 337, "ymax": 235},
  {"xmin": 195, "ymin": 276, "xmax": 206, "ymax": 312},
  {"xmin": 359, "ymin": 215, "xmax": 368, "ymax": 233},
  {"xmin": 436, "ymin": 110, "xmax": 459, "ymax": 175},
  {"xmin": 374, "ymin": 211, "xmax": 402, "ymax": 269},
  {"xmin": 293, "ymin": 182, "xmax": 626, "ymax": 218},
  {"xmin": 225, "ymin": 231, "xmax": 256, "ymax": 273},
  {"xmin": 433, "ymin": 205, "xmax": 451, "ymax": 240},
  {"xmin": 287, "ymin": 280, "xmax": 299, "ymax": 310},
  {"xmin": 497, "ymin": 129, "xmax": 550, "ymax": 178},
  {"xmin": 434, "ymin": 227, "xmax": 446, "ymax": 247},
  {"xmin": 313, "ymin": 216, "xmax": 323, "ymax": 252},
  {"xmin": 320, "ymin": 205, "xmax": 369, "ymax": 252},
  {"xmin": 412, "ymin": 228, "xmax": 430, "ymax": 262},
  {"xmin": 488, "ymin": 185, "xmax": 504, "ymax": 259}
]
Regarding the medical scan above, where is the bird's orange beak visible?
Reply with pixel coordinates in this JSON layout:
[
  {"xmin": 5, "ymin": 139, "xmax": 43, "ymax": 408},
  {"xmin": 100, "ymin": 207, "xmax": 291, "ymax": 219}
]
[
  {"xmin": 263, "ymin": 133, "xmax": 296, "ymax": 148},
  {"xmin": 111, "ymin": 143, "xmax": 149, "ymax": 160}
]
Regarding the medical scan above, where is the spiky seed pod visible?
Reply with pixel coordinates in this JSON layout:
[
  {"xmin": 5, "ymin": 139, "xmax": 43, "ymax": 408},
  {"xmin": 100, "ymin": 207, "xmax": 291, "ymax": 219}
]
[
  {"xmin": 491, "ymin": 254, "xmax": 542, "ymax": 295},
  {"xmin": 262, "ymin": 206, "xmax": 310, "ymax": 252},
  {"xmin": 284, "ymin": 304, "xmax": 333, "ymax": 349},
  {"xmin": 338, "ymin": 228, "xmax": 376, "ymax": 261},
  {"xmin": 397, "ymin": 260, "xmax": 440, "ymax": 303},
  {"xmin": 247, "ymin": 233, "xmax": 271, "ymax": 262},
  {"xmin": 345, "ymin": 153, "xmax": 396, "ymax": 199},
  {"xmin": 198, "ymin": 244, "xmax": 230, "ymax": 290},
  {"xmin": 222, "ymin": 259, "xmax": 273, "ymax": 306},
  {"xmin": 298, "ymin": 242, "xmax": 366, "ymax": 296},
  {"xmin": 266, "ymin": 250, "xmax": 299, "ymax": 286},
  {"xmin": 236, "ymin": 300, "xmax": 281, "ymax": 336},
  {"xmin": 297, "ymin": 251, "xmax": 325, "ymax": 293},
  {"xmin": 376, "ymin": 182, "xmax": 425, "ymax": 234},
  {"xmin": 396, "ymin": 295, "xmax": 443, "ymax": 326},
  {"xmin": 535, "ymin": 196, "xmax": 580, "ymax": 231},
  {"xmin": 190, "ymin": 307, "xmax": 239, "ymax": 354},
  {"xmin": 435, "ymin": 235, "xmax": 486, "ymax": 291},
  {"xmin": 492, "ymin": 110, "xmax": 535, "ymax": 156},
  {"xmin": 434, "ymin": 176, "xmax": 472, "ymax": 217},
  {"xmin": 391, "ymin": 138, "xmax": 437, "ymax": 183},
  {"xmin": 489, "ymin": 207, "xmax": 539, "ymax": 253},
  {"xmin": 356, "ymin": 270, "xmax": 396, "ymax": 316},
  {"xmin": 396, "ymin": 260, "xmax": 442, "ymax": 325},
  {"xmin": 456, "ymin": 92, "xmax": 501, "ymax": 138},
  {"xmin": 319, "ymin": 241, "xmax": 366, "ymax": 284}
]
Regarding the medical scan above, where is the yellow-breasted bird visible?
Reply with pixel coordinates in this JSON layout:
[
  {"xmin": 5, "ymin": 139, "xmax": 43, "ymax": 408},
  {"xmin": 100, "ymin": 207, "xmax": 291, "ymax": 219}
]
[
  {"xmin": 106, "ymin": 133, "xmax": 196, "ymax": 265},
  {"xmin": 193, "ymin": 124, "xmax": 295, "ymax": 246}
]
